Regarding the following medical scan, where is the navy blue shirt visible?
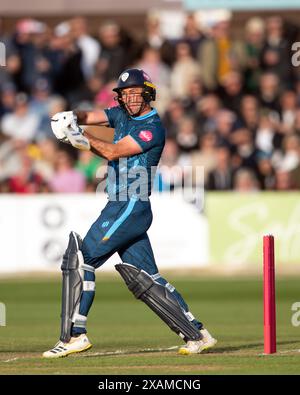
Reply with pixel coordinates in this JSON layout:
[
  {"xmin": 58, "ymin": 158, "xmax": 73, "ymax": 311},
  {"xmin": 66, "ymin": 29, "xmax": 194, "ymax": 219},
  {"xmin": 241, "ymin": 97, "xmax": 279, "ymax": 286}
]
[{"xmin": 104, "ymin": 106, "xmax": 165, "ymax": 200}]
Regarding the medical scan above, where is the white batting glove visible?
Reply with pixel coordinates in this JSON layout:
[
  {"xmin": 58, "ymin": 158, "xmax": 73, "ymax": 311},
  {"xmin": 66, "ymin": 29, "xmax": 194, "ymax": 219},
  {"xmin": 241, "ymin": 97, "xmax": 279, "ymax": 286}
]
[
  {"xmin": 51, "ymin": 111, "xmax": 76, "ymax": 143},
  {"xmin": 51, "ymin": 111, "xmax": 90, "ymax": 150}
]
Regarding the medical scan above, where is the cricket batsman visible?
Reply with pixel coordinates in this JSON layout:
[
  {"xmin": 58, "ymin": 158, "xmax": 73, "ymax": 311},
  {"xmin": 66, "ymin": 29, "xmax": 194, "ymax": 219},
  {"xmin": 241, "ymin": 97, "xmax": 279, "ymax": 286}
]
[{"xmin": 43, "ymin": 68, "xmax": 217, "ymax": 357}]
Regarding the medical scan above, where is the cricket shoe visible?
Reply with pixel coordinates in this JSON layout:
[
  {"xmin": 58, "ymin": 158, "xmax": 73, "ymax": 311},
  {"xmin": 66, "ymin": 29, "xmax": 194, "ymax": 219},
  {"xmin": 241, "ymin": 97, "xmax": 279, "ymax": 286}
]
[
  {"xmin": 178, "ymin": 328, "xmax": 217, "ymax": 355},
  {"xmin": 42, "ymin": 334, "xmax": 92, "ymax": 358}
]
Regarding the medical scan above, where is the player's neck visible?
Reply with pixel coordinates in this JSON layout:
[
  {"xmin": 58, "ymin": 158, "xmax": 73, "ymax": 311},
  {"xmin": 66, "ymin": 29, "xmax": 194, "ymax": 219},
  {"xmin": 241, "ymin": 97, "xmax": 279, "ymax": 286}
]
[{"xmin": 135, "ymin": 104, "xmax": 152, "ymax": 117}]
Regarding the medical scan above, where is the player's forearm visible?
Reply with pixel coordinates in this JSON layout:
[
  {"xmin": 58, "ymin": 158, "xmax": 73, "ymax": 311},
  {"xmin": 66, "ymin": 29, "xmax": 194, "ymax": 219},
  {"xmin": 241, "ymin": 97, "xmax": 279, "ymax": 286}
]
[
  {"xmin": 75, "ymin": 110, "xmax": 109, "ymax": 126},
  {"xmin": 86, "ymin": 111, "xmax": 109, "ymax": 125},
  {"xmin": 84, "ymin": 132, "xmax": 118, "ymax": 161}
]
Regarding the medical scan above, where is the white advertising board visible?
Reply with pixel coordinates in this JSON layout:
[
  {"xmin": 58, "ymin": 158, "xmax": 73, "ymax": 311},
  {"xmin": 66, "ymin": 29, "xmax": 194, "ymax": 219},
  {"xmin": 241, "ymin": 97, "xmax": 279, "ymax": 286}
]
[{"xmin": 0, "ymin": 193, "xmax": 208, "ymax": 274}]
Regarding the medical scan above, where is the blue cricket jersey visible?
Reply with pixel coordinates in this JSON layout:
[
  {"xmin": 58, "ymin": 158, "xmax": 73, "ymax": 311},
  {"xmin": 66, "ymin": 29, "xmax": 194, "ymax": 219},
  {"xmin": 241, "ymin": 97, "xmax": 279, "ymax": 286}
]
[{"xmin": 104, "ymin": 106, "xmax": 166, "ymax": 200}]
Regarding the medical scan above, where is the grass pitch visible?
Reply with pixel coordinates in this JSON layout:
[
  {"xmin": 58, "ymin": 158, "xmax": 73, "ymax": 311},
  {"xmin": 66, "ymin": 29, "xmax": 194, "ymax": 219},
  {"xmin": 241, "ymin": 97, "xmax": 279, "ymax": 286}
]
[{"xmin": 0, "ymin": 274, "xmax": 300, "ymax": 375}]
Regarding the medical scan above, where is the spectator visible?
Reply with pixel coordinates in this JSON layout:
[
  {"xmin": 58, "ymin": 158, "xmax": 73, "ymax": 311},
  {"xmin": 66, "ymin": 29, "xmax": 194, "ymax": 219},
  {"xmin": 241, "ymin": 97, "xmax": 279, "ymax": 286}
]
[
  {"xmin": 244, "ymin": 17, "xmax": 265, "ymax": 92},
  {"xmin": 70, "ymin": 17, "xmax": 101, "ymax": 80},
  {"xmin": 52, "ymin": 21, "xmax": 85, "ymax": 105},
  {"xmin": 0, "ymin": 139, "xmax": 27, "ymax": 182},
  {"xmin": 156, "ymin": 139, "xmax": 186, "ymax": 191},
  {"xmin": 170, "ymin": 41, "xmax": 201, "ymax": 99},
  {"xmin": 256, "ymin": 152, "xmax": 276, "ymax": 190},
  {"xmin": 196, "ymin": 94, "xmax": 221, "ymax": 134},
  {"xmin": 182, "ymin": 78, "xmax": 204, "ymax": 116},
  {"xmin": 41, "ymin": 95, "xmax": 68, "ymax": 138},
  {"xmin": 176, "ymin": 116, "xmax": 198, "ymax": 153},
  {"xmin": 0, "ymin": 82, "xmax": 17, "ymax": 117},
  {"xmin": 14, "ymin": 19, "xmax": 55, "ymax": 93},
  {"xmin": 142, "ymin": 12, "xmax": 175, "ymax": 66},
  {"xmin": 182, "ymin": 13, "xmax": 206, "ymax": 59},
  {"xmin": 231, "ymin": 128, "xmax": 260, "ymax": 174},
  {"xmin": 198, "ymin": 14, "xmax": 247, "ymax": 91},
  {"xmin": 162, "ymin": 99, "xmax": 186, "ymax": 139},
  {"xmin": 206, "ymin": 145, "xmax": 233, "ymax": 190},
  {"xmin": 233, "ymin": 168, "xmax": 259, "ymax": 192},
  {"xmin": 0, "ymin": 18, "xmax": 21, "ymax": 88},
  {"xmin": 48, "ymin": 95, "xmax": 67, "ymax": 118},
  {"xmin": 261, "ymin": 16, "xmax": 293, "ymax": 88},
  {"xmin": 29, "ymin": 78, "xmax": 52, "ymax": 119},
  {"xmin": 238, "ymin": 95, "xmax": 260, "ymax": 134},
  {"xmin": 70, "ymin": 75, "xmax": 105, "ymax": 107},
  {"xmin": 34, "ymin": 138, "xmax": 59, "ymax": 181},
  {"xmin": 279, "ymin": 90, "xmax": 297, "ymax": 134},
  {"xmin": 49, "ymin": 150, "xmax": 86, "ymax": 193},
  {"xmin": 215, "ymin": 109, "xmax": 236, "ymax": 147},
  {"xmin": 272, "ymin": 134, "xmax": 300, "ymax": 172},
  {"xmin": 275, "ymin": 170, "xmax": 295, "ymax": 190},
  {"xmin": 219, "ymin": 71, "xmax": 245, "ymax": 114},
  {"xmin": 9, "ymin": 148, "xmax": 44, "ymax": 193},
  {"xmin": 1, "ymin": 92, "xmax": 40, "ymax": 141},
  {"xmin": 76, "ymin": 150, "xmax": 103, "ymax": 183},
  {"xmin": 97, "ymin": 21, "xmax": 135, "ymax": 83},
  {"xmin": 255, "ymin": 112, "xmax": 276, "ymax": 154},
  {"xmin": 94, "ymin": 79, "xmax": 117, "ymax": 109},
  {"xmin": 258, "ymin": 72, "xmax": 281, "ymax": 114},
  {"xmin": 29, "ymin": 78, "xmax": 55, "ymax": 139},
  {"xmin": 190, "ymin": 133, "xmax": 218, "ymax": 185}
]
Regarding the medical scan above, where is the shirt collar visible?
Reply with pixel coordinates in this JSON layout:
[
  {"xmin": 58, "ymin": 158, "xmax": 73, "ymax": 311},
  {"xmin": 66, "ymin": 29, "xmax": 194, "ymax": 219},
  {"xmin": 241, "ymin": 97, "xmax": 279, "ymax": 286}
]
[{"xmin": 130, "ymin": 108, "xmax": 157, "ymax": 120}]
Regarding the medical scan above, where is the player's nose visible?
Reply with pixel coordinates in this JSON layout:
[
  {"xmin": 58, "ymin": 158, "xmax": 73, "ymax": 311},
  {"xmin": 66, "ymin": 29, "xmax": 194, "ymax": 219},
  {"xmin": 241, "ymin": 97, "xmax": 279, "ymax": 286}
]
[{"xmin": 127, "ymin": 96, "xmax": 136, "ymax": 104}]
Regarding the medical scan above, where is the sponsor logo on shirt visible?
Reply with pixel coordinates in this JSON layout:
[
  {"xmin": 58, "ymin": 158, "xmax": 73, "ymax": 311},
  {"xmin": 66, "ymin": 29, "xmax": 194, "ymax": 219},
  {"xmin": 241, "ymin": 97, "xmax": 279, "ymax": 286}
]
[{"xmin": 138, "ymin": 130, "xmax": 153, "ymax": 142}]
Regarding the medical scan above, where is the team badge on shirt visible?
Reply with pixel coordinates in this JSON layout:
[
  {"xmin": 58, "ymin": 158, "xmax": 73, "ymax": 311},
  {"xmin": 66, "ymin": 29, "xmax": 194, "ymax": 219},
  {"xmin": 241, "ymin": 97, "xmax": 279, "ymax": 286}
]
[{"xmin": 139, "ymin": 130, "xmax": 153, "ymax": 142}]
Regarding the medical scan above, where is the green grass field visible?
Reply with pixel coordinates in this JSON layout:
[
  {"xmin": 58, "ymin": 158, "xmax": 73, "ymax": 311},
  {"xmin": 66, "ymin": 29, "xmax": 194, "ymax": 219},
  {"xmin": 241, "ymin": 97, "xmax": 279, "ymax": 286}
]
[{"xmin": 0, "ymin": 274, "xmax": 300, "ymax": 375}]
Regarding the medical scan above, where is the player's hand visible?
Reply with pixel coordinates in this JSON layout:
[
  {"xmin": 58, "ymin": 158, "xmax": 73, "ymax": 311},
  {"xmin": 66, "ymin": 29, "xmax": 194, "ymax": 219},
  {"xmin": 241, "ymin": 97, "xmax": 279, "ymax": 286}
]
[{"xmin": 66, "ymin": 127, "xmax": 91, "ymax": 151}]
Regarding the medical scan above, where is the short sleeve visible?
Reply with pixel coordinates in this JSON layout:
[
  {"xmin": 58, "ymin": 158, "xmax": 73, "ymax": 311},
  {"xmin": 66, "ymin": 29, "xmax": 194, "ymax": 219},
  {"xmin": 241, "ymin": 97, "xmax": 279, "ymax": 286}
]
[
  {"xmin": 129, "ymin": 126, "xmax": 160, "ymax": 152},
  {"xmin": 104, "ymin": 107, "xmax": 122, "ymax": 128}
]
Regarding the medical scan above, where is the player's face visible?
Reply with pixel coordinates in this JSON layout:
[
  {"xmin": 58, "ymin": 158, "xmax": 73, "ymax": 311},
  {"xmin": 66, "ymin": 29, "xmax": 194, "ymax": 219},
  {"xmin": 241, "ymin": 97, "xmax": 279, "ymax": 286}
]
[{"xmin": 119, "ymin": 87, "xmax": 145, "ymax": 115}]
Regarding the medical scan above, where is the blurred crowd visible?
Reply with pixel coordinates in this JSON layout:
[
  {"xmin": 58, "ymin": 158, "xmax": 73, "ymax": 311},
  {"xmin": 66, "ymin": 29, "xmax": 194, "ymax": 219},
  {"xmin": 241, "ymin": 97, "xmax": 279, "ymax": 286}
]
[{"xmin": 1, "ymin": 12, "xmax": 300, "ymax": 194}]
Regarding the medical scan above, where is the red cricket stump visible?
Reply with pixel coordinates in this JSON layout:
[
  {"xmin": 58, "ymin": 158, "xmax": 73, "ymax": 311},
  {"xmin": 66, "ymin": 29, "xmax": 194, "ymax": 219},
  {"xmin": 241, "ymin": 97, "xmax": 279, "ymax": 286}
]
[{"xmin": 263, "ymin": 235, "xmax": 276, "ymax": 354}]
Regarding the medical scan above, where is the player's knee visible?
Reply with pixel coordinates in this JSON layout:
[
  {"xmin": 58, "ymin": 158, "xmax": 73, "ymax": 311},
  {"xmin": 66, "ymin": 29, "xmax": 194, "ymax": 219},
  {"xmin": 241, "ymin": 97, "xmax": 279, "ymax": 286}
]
[{"xmin": 80, "ymin": 239, "xmax": 98, "ymax": 268}]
